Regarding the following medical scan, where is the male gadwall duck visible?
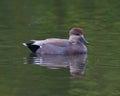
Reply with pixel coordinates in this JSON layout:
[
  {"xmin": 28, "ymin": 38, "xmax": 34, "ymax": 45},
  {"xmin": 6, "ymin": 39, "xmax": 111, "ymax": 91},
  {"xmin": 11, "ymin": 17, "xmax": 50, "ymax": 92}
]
[{"xmin": 23, "ymin": 28, "xmax": 89, "ymax": 55}]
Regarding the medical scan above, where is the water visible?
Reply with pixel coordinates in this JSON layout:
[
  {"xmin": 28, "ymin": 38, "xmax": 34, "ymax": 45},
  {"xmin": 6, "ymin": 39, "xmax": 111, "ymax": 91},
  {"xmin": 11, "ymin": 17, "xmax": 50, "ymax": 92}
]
[{"xmin": 0, "ymin": 0, "xmax": 120, "ymax": 96}]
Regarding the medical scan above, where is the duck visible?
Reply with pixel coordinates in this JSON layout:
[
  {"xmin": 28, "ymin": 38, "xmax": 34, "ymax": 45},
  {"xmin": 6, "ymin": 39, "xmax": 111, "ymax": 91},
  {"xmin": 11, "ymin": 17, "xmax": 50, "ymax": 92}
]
[{"xmin": 23, "ymin": 28, "xmax": 89, "ymax": 55}]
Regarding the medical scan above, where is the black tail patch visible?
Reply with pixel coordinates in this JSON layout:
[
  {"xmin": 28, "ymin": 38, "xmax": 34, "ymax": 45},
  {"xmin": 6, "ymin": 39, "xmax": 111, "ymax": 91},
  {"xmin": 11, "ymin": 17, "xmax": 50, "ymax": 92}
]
[
  {"xmin": 24, "ymin": 41, "xmax": 40, "ymax": 53},
  {"xmin": 28, "ymin": 45, "xmax": 40, "ymax": 53}
]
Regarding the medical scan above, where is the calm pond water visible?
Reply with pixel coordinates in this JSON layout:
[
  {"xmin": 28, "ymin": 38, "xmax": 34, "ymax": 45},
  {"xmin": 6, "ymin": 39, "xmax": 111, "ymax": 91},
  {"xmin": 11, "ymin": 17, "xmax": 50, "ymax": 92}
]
[{"xmin": 0, "ymin": 0, "xmax": 120, "ymax": 96}]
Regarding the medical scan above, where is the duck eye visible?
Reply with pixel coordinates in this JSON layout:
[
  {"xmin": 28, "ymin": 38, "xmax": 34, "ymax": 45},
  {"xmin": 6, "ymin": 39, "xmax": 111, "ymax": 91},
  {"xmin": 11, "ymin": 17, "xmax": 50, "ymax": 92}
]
[{"xmin": 74, "ymin": 33, "xmax": 80, "ymax": 35}]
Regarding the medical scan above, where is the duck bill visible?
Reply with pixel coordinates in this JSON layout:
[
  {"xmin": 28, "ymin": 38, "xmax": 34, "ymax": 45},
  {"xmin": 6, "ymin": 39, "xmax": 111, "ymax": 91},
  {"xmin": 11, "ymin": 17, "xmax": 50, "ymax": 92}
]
[{"xmin": 79, "ymin": 36, "xmax": 89, "ymax": 44}]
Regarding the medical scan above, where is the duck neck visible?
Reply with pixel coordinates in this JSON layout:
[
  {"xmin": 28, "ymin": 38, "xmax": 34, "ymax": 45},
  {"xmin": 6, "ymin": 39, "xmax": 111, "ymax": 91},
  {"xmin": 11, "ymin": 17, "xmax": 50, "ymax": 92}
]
[{"xmin": 69, "ymin": 36, "xmax": 80, "ymax": 44}]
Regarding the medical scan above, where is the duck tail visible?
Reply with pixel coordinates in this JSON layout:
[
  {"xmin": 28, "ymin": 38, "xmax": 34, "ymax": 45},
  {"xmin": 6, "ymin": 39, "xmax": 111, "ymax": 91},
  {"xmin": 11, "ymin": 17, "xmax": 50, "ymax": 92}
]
[{"xmin": 22, "ymin": 41, "xmax": 40, "ymax": 53}]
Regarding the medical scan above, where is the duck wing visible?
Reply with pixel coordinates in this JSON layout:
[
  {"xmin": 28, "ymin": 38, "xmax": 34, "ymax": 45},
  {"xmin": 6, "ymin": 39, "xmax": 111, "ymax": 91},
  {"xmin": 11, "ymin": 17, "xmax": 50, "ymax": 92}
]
[{"xmin": 34, "ymin": 38, "xmax": 70, "ymax": 47}]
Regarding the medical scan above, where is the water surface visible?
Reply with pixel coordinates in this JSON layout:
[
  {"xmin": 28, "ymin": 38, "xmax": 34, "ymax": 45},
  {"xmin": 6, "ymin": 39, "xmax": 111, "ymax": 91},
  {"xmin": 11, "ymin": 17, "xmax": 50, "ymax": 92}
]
[{"xmin": 0, "ymin": 0, "xmax": 120, "ymax": 96}]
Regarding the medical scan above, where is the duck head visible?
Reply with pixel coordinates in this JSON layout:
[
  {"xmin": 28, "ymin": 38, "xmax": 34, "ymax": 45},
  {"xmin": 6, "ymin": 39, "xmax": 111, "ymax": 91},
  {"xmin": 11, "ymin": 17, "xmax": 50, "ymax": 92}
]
[{"xmin": 69, "ymin": 28, "xmax": 89, "ymax": 44}]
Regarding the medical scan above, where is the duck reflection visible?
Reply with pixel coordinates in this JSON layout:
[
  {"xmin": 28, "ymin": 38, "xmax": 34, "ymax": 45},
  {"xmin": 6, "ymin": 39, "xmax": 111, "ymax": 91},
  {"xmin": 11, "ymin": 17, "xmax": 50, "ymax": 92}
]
[{"xmin": 24, "ymin": 53, "xmax": 87, "ymax": 79}]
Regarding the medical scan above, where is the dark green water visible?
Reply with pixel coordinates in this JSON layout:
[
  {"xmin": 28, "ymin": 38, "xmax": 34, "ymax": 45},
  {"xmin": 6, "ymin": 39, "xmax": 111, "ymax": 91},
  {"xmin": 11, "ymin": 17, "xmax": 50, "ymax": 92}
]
[{"xmin": 0, "ymin": 0, "xmax": 120, "ymax": 96}]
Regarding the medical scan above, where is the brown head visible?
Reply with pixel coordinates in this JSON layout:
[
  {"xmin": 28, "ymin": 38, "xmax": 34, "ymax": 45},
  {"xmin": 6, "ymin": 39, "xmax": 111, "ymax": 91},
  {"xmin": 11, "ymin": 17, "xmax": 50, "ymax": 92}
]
[
  {"xmin": 69, "ymin": 28, "xmax": 89, "ymax": 44},
  {"xmin": 69, "ymin": 28, "xmax": 84, "ymax": 36}
]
